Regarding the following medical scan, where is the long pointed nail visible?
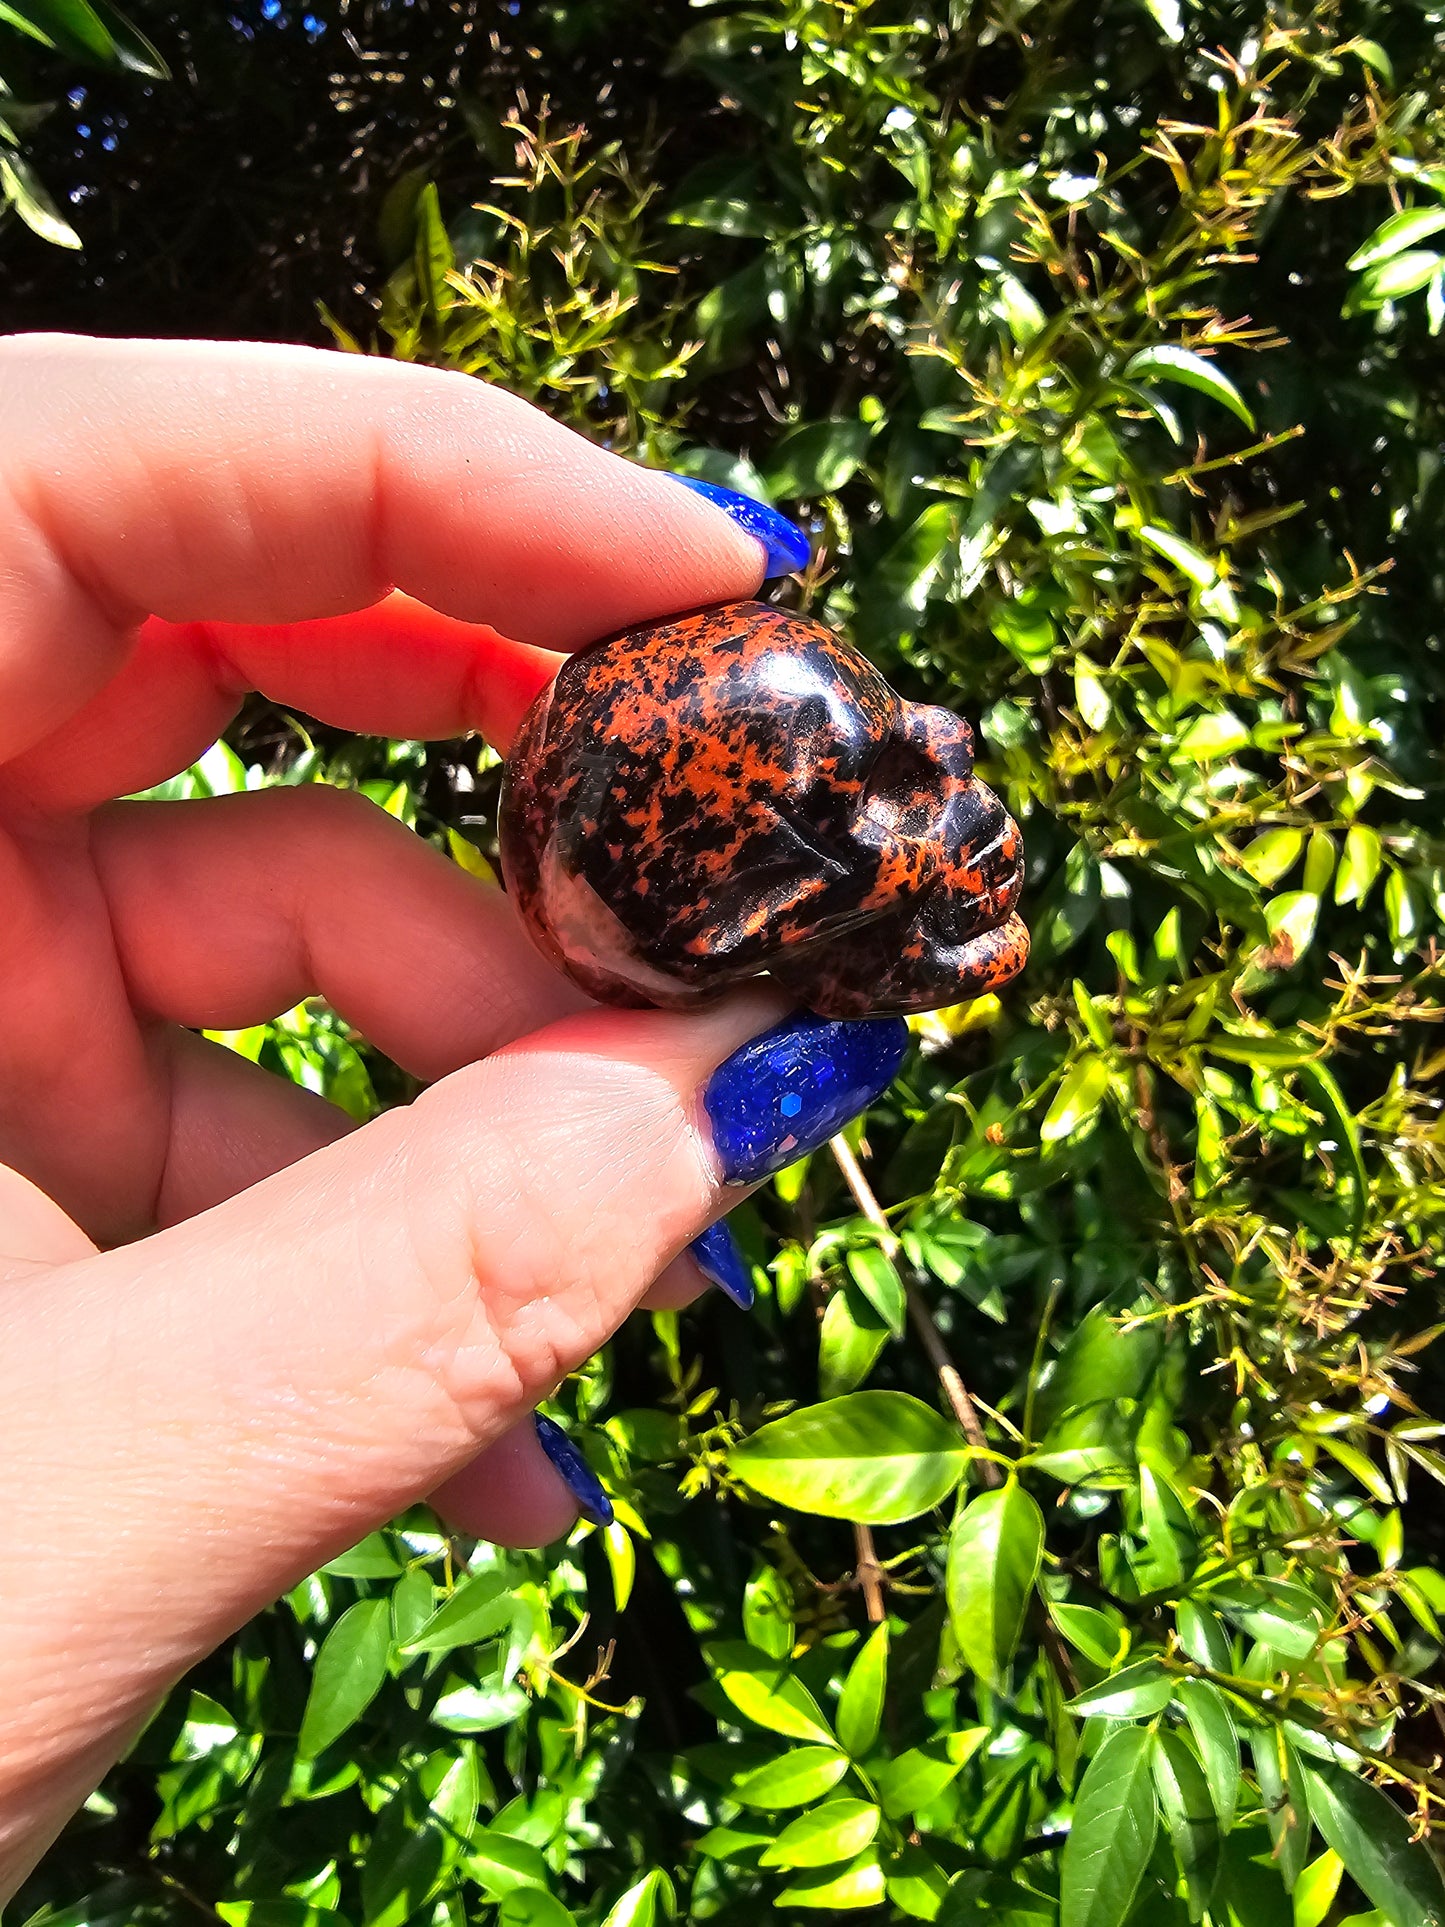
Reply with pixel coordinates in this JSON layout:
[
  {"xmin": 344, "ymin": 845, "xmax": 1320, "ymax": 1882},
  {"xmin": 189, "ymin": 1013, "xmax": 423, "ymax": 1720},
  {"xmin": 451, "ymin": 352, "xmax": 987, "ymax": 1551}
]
[
  {"xmin": 666, "ymin": 473, "xmax": 810, "ymax": 579},
  {"xmin": 533, "ymin": 1414, "xmax": 614, "ymax": 1528},
  {"xmin": 703, "ymin": 1012, "xmax": 909, "ymax": 1185},
  {"xmin": 690, "ymin": 1220, "xmax": 754, "ymax": 1309}
]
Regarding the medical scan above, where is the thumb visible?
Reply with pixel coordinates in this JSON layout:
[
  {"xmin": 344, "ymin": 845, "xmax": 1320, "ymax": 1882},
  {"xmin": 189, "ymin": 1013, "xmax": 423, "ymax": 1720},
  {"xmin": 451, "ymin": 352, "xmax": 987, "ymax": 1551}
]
[{"xmin": 0, "ymin": 998, "xmax": 905, "ymax": 1886}]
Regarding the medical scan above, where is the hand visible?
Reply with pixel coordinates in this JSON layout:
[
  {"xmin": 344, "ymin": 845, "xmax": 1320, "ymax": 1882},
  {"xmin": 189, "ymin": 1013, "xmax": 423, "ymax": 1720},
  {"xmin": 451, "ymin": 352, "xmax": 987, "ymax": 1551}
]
[{"xmin": 0, "ymin": 335, "xmax": 906, "ymax": 1893}]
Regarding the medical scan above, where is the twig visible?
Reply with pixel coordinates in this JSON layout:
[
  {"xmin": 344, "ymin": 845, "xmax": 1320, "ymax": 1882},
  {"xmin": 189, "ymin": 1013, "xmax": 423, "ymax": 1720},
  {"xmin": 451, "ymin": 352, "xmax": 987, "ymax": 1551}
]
[
  {"xmin": 829, "ymin": 1134, "xmax": 997, "ymax": 1477},
  {"xmin": 853, "ymin": 1522, "xmax": 887, "ymax": 1623}
]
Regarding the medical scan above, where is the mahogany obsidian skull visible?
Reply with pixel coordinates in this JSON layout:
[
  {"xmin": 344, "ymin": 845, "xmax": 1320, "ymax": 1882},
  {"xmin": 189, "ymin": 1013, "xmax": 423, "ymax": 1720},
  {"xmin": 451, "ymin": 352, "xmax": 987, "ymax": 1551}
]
[{"xmin": 498, "ymin": 600, "xmax": 1029, "ymax": 1020}]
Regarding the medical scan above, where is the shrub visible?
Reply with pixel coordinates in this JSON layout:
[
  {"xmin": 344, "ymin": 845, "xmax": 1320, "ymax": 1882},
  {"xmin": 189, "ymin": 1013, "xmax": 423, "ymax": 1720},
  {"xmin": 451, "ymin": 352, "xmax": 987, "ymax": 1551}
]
[{"xmin": 14, "ymin": 3, "xmax": 1445, "ymax": 1924}]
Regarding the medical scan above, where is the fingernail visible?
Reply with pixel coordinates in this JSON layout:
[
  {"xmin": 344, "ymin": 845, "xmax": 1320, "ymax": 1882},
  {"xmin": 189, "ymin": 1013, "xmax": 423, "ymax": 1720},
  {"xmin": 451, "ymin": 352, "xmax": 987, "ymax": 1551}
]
[
  {"xmin": 703, "ymin": 1013, "xmax": 909, "ymax": 1185},
  {"xmin": 690, "ymin": 1221, "xmax": 755, "ymax": 1309},
  {"xmin": 666, "ymin": 473, "xmax": 811, "ymax": 579},
  {"xmin": 533, "ymin": 1414, "xmax": 614, "ymax": 1528}
]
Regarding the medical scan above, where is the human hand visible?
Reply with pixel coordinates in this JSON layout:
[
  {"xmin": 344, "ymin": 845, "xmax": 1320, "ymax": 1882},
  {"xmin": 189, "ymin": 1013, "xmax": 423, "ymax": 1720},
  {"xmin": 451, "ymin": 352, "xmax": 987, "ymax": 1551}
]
[{"xmin": 0, "ymin": 336, "xmax": 908, "ymax": 1892}]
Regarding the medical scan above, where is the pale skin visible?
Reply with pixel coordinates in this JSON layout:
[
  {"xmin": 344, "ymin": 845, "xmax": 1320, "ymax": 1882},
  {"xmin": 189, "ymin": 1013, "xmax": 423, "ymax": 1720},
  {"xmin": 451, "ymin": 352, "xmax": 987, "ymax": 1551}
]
[{"xmin": 0, "ymin": 335, "xmax": 788, "ymax": 1896}]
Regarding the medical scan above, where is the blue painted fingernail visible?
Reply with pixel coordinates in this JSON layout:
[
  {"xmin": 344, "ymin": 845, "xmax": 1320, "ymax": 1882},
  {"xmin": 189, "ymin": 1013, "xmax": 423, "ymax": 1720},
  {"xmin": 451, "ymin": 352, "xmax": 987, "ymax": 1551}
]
[
  {"xmin": 690, "ymin": 1220, "xmax": 754, "ymax": 1309},
  {"xmin": 703, "ymin": 1013, "xmax": 909, "ymax": 1185},
  {"xmin": 533, "ymin": 1414, "xmax": 614, "ymax": 1528},
  {"xmin": 666, "ymin": 473, "xmax": 811, "ymax": 579}
]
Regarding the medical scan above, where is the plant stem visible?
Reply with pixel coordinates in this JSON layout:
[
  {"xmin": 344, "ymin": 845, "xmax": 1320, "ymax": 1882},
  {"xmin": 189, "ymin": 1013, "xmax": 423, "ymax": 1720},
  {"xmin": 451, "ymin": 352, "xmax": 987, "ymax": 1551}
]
[{"xmin": 830, "ymin": 1133, "xmax": 996, "ymax": 1473}]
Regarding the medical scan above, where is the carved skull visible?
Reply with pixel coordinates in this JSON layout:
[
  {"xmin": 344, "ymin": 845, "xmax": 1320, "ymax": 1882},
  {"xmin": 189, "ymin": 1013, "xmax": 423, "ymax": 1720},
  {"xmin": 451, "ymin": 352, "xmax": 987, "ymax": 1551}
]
[{"xmin": 499, "ymin": 600, "xmax": 1028, "ymax": 1019}]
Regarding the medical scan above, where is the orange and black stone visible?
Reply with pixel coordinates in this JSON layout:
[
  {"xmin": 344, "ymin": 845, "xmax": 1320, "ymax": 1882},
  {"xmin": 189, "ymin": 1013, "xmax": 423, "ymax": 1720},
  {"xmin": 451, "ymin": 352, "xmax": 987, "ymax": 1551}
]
[{"xmin": 499, "ymin": 600, "xmax": 1029, "ymax": 1019}]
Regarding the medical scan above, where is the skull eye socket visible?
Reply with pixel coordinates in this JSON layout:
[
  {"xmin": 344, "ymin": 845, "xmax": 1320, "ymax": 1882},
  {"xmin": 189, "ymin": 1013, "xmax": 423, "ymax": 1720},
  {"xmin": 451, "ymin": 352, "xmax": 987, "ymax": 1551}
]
[{"xmin": 857, "ymin": 733, "xmax": 949, "ymax": 843}]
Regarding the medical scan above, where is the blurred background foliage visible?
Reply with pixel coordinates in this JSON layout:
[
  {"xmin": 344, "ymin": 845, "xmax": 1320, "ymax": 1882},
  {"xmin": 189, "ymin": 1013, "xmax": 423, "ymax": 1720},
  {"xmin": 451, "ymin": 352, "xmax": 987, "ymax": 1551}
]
[{"xmin": 7, "ymin": 1, "xmax": 1445, "ymax": 1923}]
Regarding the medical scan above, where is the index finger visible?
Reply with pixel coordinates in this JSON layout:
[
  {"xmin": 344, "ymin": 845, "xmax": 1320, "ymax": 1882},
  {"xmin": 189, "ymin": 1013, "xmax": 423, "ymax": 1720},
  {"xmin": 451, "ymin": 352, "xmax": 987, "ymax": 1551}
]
[{"xmin": 0, "ymin": 334, "xmax": 773, "ymax": 765}]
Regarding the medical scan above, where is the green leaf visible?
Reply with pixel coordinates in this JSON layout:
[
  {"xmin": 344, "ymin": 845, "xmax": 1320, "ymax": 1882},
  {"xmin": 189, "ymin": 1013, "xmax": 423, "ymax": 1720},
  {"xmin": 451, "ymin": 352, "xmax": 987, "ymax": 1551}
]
[
  {"xmin": 321, "ymin": 1531, "xmax": 403, "ymax": 1579},
  {"xmin": 760, "ymin": 1798, "xmax": 881, "ymax": 1869},
  {"xmin": 1035, "ymin": 1307, "xmax": 1162, "ymax": 1430},
  {"xmin": 0, "ymin": 0, "xmax": 111, "ymax": 60},
  {"xmin": 0, "ymin": 150, "xmax": 80, "ymax": 248},
  {"xmin": 976, "ymin": 1756, "xmax": 1038, "ymax": 1866},
  {"xmin": 946, "ymin": 1481, "xmax": 1045, "ymax": 1686},
  {"xmin": 764, "ymin": 418, "xmax": 873, "ymax": 498},
  {"xmin": 1315, "ymin": 1434, "xmax": 1393, "ymax": 1505},
  {"xmin": 1140, "ymin": 525, "xmax": 1218, "ymax": 589},
  {"xmin": 1216, "ymin": 1827, "xmax": 1295, "ymax": 1927},
  {"xmin": 361, "ymin": 1750, "xmax": 479, "ymax": 1927},
  {"xmin": 743, "ymin": 1561, "xmax": 796, "ymax": 1660},
  {"xmin": 296, "ymin": 1597, "xmax": 390, "ymax": 1760},
  {"xmin": 1263, "ymin": 891, "xmax": 1320, "ymax": 966},
  {"xmin": 819, "ymin": 1282, "xmax": 892, "ymax": 1396},
  {"xmin": 601, "ymin": 1870, "xmax": 675, "ymax": 1927},
  {"xmin": 501, "ymin": 1894, "xmax": 578, "ymax": 1927},
  {"xmin": 728, "ymin": 1392, "xmax": 967, "ymax": 1525},
  {"xmin": 1174, "ymin": 1678, "xmax": 1241, "ymax": 1833},
  {"xmin": 1175, "ymin": 1603, "xmax": 1232, "ymax": 1672},
  {"xmin": 1335, "ymin": 824, "xmax": 1383, "ymax": 907},
  {"xmin": 1298, "ymin": 1061, "xmax": 1368, "ymax": 1244},
  {"xmin": 991, "ymin": 595, "xmax": 1059, "ymax": 670},
  {"xmin": 1051, "ymin": 1602, "xmax": 1127, "ymax": 1668},
  {"xmin": 429, "ymin": 1682, "xmax": 531, "ymax": 1732},
  {"xmin": 1214, "ymin": 1579, "xmax": 1326, "ymax": 1660},
  {"xmin": 884, "ymin": 1842, "xmax": 951, "ymax": 1921},
  {"xmin": 846, "ymin": 1246, "xmax": 906, "ymax": 1338},
  {"xmin": 775, "ymin": 1850, "xmax": 886, "ymax": 1909},
  {"xmin": 1358, "ymin": 250, "xmax": 1445, "ymax": 301},
  {"xmin": 1177, "ymin": 711, "xmax": 1250, "ymax": 761},
  {"xmin": 1293, "ymin": 1850, "xmax": 1344, "ymax": 1927},
  {"xmin": 1153, "ymin": 1729, "xmax": 1222, "ymax": 1921},
  {"xmin": 466, "ymin": 1828, "xmax": 552, "ymax": 1898},
  {"xmin": 1067, "ymin": 1658, "xmax": 1174, "ymax": 1719},
  {"xmin": 1137, "ymin": 1465, "xmax": 1198, "ymax": 1592},
  {"xmin": 992, "ymin": 271, "xmax": 1047, "ymax": 343},
  {"xmin": 604, "ymin": 1518, "xmax": 636, "ymax": 1613},
  {"xmin": 836, "ymin": 1623, "xmax": 889, "ymax": 1758},
  {"xmin": 1240, "ymin": 829, "xmax": 1306, "ymax": 888},
  {"xmin": 1124, "ymin": 346, "xmax": 1255, "ymax": 429},
  {"xmin": 411, "ymin": 180, "xmax": 455, "ymax": 319},
  {"xmin": 1301, "ymin": 1762, "xmax": 1445, "ymax": 1926},
  {"xmin": 401, "ymin": 1570, "xmax": 514, "ymax": 1654},
  {"xmin": 1061, "ymin": 1727, "xmax": 1159, "ymax": 1927},
  {"xmin": 1041, "ymin": 1053, "xmax": 1111, "ymax": 1143},
  {"xmin": 1248, "ymin": 1726, "xmax": 1317, "ymax": 1888},
  {"xmin": 706, "ymin": 1642, "xmax": 836, "ymax": 1744},
  {"xmin": 1348, "ymin": 205, "xmax": 1445, "ymax": 271},
  {"xmin": 875, "ymin": 1744, "xmax": 965, "ymax": 1820},
  {"xmin": 215, "ymin": 1909, "xmax": 345, "ymax": 1927},
  {"xmin": 730, "ymin": 1746, "xmax": 851, "ymax": 1810}
]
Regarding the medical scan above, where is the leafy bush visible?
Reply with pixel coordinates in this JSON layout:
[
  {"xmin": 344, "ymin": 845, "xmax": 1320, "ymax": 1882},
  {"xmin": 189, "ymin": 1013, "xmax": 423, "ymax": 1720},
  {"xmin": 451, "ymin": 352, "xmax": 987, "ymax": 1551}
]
[
  {"xmin": 14, "ymin": 2, "xmax": 1445, "ymax": 1924},
  {"xmin": 0, "ymin": 0, "xmax": 166, "ymax": 246}
]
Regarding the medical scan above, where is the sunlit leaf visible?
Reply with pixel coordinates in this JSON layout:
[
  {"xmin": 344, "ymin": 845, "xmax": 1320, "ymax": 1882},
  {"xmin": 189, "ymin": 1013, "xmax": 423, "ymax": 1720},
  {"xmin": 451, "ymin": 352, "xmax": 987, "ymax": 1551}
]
[
  {"xmin": 759, "ymin": 1798, "xmax": 880, "ymax": 1869},
  {"xmin": 706, "ymin": 1641, "xmax": 836, "ymax": 1744},
  {"xmin": 297, "ymin": 1598, "xmax": 391, "ymax": 1760},
  {"xmin": 946, "ymin": 1481, "xmax": 1045, "ymax": 1686},
  {"xmin": 728, "ymin": 1392, "xmax": 968, "ymax": 1524},
  {"xmin": 1302, "ymin": 1763, "xmax": 1445, "ymax": 1925},
  {"xmin": 1152, "ymin": 1728, "xmax": 1222, "ymax": 1920},
  {"xmin": 730, "ymin": 1745, "xmax": 851, "ymax": 1809},
  {"xmin": 1125, "ymin": 346, "xmax": 1255, "ymax": 428},
  {"xmin": 836, "ymin": 1623, "xmax": 889, "ymax": 1758},
  {"xmin": 1061, "ymin": 1727, "xmax": 1159, "ymax": 1927}
]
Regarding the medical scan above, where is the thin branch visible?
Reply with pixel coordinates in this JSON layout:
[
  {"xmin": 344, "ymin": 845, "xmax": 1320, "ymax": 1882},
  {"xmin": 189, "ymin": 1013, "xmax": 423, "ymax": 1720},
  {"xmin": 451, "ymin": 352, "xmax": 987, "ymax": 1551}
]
[
  {"xmin": 830, "ymin": 1134, "xmax": 997, "ymax": 1476},
  {"xmin": 853, "ymin": 1522, "xmax": 887, "ymax": 1623}
]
